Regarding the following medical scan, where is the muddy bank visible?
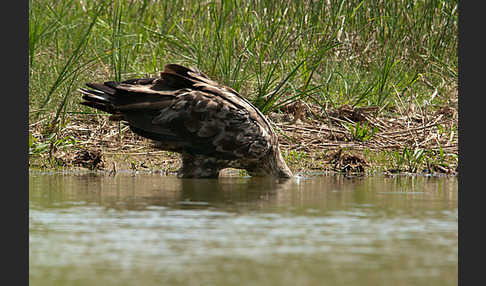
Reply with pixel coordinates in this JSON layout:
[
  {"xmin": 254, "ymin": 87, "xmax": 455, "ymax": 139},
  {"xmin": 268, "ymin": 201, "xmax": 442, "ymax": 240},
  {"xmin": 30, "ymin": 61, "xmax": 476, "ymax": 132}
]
[{"xmin": 29, "ymin": 104, "xmax": 458, "ymax": 176}]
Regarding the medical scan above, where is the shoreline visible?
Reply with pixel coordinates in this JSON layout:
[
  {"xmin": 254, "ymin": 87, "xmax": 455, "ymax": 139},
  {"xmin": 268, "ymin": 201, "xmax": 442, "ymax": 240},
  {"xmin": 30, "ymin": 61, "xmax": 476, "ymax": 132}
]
[{"xmin": 29, "ymin": 104, "xmax": 458, "ymax": 177}]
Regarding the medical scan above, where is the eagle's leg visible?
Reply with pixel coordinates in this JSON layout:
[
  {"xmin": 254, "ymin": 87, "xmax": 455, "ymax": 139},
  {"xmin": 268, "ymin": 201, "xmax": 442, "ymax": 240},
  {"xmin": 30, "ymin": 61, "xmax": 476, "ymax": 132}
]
[{"xmin": 177, "ymin": 154, "xmax": 225, "ymax": 178}]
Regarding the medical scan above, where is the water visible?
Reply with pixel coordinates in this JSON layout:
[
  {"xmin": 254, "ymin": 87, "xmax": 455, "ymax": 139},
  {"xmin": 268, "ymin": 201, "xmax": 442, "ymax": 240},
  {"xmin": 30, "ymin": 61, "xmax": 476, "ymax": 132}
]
[{"xmin": 29, "ymin": 172, "xmax": 458, "ymax": 286}]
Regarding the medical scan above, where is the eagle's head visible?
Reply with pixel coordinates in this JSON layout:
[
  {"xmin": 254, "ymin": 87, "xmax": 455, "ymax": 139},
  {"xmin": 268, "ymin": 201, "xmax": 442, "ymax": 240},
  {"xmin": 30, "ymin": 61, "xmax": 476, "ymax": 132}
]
[
  {"xmin": 246, "ymin": 145, "xmax": 293, "ymax": 178},
  {"xmin": 270, "ymin": 145, "xmax": 294, "ymax": 178}
]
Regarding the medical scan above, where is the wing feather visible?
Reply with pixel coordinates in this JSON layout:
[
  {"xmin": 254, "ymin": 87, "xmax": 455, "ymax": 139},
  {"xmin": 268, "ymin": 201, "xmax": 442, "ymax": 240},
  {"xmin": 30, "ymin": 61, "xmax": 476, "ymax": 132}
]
[{"xmin": 79, "ymin": 64, "xmax": 275, "ymax": 159}]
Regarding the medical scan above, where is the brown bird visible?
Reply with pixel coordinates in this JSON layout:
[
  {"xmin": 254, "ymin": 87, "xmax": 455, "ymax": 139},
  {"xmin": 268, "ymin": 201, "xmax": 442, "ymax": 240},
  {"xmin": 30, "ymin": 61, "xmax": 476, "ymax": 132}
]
[{"xmin": 78, "ymin": 64, "xmax": 293, "ymax": 179}]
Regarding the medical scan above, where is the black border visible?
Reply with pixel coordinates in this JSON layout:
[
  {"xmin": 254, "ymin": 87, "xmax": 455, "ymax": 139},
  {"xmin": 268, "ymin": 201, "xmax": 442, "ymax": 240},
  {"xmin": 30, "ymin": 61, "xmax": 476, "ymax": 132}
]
[
  {"xmin": 7, "ymin": 0, "xmax": 29, "ymax": 285},
  {"xmin": 458, "ymin": 1, "xmax": 478, "ymax": 285}
]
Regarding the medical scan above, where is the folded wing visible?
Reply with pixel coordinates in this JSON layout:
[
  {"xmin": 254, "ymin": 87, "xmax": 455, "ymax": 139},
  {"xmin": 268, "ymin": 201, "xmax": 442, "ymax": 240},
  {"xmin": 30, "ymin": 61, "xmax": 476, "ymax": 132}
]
[{"xmin": 79, "ymin": 64, "xmax": 273, "ymax": 160}]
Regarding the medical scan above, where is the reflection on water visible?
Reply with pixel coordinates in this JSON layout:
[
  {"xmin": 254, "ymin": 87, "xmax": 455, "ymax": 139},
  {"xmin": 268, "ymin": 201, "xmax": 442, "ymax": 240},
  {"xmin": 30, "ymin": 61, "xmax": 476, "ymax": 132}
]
[{"xmin": 29, "ymin": 172, "xmax": 458, "ymax": 286}]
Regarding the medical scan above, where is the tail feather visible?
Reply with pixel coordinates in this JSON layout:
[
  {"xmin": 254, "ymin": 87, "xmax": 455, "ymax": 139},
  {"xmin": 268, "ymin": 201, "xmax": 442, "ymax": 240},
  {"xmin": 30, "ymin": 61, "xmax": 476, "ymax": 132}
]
[
  {"xmin": 85, "ymin": 82, "xmax": 116, "ymax": 95},
  {"xmin": 78, "ymin": 87, "xmax": 105, "ymax": 97},
  {"xmin": 119, "ymin": 77, "xmax": 158, "ymax": 85},
  {"xmin": 79, "ymin": 64, "xmax": 213, "ymax": 116},
  {"xmin": 78, "ymin": 85, "xmax": 116, "ymax": 115},
  {"xmin": 79, "ymin": 101, "xmax": 112, "ymax": 114},
  {"xmin": 79, "ymin": 76, "xmax": 177, "ymax": 116},
  {"xmin": 79, "ymin": 88, "xmax": 112, "ymax": 104}
]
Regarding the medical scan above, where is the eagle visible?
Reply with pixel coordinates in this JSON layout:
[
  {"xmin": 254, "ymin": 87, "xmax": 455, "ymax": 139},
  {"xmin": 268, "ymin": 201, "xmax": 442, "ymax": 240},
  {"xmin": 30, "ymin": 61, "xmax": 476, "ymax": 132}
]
[{"xmin": 78, "ymin": 64, "xmax": 293, "ymax": 179}]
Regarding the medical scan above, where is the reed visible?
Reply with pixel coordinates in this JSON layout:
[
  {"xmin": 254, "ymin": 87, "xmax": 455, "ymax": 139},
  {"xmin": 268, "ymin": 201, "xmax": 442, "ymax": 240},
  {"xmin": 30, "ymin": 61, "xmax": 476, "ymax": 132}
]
[{"xmin": 29, "ymin": 0, "xmax": 457, "ymax": 133}]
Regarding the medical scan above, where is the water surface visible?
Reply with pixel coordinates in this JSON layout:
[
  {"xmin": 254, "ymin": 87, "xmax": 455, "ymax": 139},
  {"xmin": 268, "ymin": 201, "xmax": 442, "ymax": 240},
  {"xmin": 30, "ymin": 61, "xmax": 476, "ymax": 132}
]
[{"xmin": 29, "ymin": 172, "xmax": 458, "ymax": 286}]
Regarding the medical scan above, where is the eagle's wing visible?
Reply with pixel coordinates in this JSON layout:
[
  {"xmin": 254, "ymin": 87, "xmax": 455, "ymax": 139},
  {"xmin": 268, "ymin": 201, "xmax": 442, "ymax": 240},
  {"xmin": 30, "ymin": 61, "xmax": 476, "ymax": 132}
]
[{"xmin": 79, "ymin": 65, "xmax": 273, "ymax": 160}]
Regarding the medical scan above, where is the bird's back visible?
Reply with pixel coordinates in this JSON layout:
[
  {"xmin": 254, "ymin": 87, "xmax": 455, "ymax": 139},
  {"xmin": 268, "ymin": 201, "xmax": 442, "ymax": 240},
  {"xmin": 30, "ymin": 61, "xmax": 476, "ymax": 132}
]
[{"xmin": 79, "ymin": 64, "xmax": 276, "ymax": 161}]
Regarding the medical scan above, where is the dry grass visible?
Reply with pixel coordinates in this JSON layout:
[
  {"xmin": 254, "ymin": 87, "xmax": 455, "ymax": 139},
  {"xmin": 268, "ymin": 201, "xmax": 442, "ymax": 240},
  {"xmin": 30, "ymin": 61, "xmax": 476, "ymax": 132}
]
[
  {"xmin": 29, "ymin": 99, "xmax": 458, "ymax": 176},
  {"xmin": 274, "ymin": 102, "xmax": 458, "ymax": 154}
]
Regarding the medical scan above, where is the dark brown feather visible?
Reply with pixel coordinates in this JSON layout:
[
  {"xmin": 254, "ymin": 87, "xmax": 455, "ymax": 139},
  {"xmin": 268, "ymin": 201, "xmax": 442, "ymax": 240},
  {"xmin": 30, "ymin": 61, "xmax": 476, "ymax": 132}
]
[{"xmin": 78, "ymin": 64, "xmax": 293, "ymax": 178}]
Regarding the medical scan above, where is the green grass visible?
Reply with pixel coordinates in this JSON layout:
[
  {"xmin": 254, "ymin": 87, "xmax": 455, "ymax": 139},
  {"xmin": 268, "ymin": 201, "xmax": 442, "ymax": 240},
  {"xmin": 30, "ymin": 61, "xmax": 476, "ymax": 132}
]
[
  {"xmin": 346, "ymin": 121, "xmax": 379, "ymax": 142},
  {"xmin": 384, "ymin": 146, "xmax": 458, "ymax": 174},
  {"xmin": 29, "ymin": 0, "xmax": 457, "ymax": 119}
]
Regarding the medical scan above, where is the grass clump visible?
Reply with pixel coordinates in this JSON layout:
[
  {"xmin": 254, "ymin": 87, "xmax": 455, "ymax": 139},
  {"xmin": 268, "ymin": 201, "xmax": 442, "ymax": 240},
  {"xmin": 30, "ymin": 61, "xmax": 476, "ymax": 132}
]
[{"xmin": 346, "ymin": 121, "xmax": 379, "ymax": 142}]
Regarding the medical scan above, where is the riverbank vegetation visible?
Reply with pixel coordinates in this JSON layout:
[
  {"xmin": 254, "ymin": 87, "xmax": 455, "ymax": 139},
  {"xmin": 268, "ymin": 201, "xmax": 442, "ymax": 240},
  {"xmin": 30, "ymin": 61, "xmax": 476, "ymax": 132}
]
[{"xmin": 29, "ymin": 0, "xmax": 458, "ymax": 176}]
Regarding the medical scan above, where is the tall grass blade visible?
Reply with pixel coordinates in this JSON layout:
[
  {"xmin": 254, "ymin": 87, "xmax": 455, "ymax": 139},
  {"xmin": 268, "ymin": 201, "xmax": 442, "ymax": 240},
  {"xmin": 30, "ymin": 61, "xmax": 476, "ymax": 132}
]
[{"xmin": 35, "ymin": 1, "xmax": 107, "ymax": 118}]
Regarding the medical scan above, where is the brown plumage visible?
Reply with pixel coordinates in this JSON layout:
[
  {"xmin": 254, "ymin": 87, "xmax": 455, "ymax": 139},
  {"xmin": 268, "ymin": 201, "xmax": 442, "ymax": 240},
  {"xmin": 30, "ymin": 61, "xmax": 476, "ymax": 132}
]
[{"xmin": 78, "ymin": 64, "xmax": 293, "ymax": 178}]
